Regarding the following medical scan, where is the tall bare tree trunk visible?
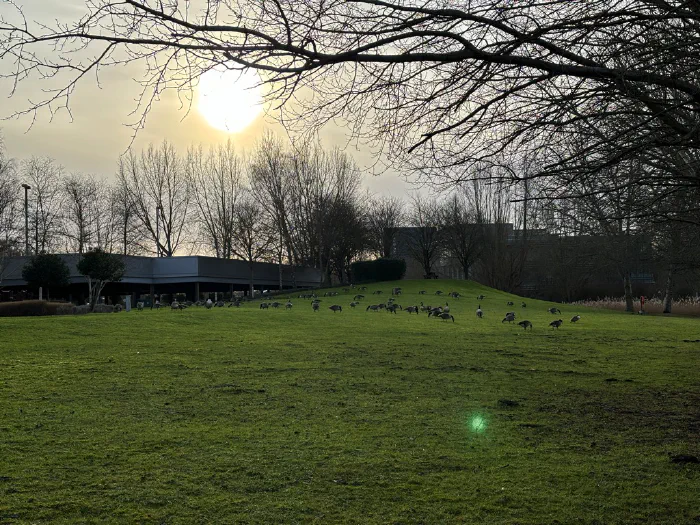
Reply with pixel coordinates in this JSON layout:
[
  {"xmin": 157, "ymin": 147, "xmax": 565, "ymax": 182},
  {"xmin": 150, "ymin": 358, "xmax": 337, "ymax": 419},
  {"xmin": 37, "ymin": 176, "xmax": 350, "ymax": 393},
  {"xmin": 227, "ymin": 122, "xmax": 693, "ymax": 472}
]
[
  {"xmin": 624, "ymin": 273, "xmax": 634, "ymax": 312},
  {"xmin": 662, "ymin": 269, "xmax": 674, "ymax": 314},
  {"xmin": 289, "ymin": 246, "xmax": 297, "ymax": 289},
  {"xmin": 278, "ymin": 244, "xmax": 283, "ymax": 291}
]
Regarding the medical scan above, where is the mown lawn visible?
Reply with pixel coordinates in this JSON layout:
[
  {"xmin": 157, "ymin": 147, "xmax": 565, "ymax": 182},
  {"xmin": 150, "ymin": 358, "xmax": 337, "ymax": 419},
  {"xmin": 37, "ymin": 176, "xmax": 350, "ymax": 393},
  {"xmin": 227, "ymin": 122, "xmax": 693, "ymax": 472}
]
[{"xmin": 1, "ymin": 280, "xmax": 698, "ymax": 524}]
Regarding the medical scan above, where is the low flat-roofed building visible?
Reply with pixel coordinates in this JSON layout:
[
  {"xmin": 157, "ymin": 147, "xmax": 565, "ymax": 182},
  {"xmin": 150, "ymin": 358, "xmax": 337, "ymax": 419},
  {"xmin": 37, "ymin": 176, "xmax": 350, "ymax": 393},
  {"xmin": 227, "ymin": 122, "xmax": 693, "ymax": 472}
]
[{"xmin": 0, "ymin": 254, "xmax": 322, "ymax": 304}]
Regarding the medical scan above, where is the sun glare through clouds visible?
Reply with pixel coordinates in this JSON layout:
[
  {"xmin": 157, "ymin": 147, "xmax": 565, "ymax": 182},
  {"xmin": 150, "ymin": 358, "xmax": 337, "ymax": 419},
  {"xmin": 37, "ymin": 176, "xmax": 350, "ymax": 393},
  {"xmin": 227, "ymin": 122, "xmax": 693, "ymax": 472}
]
[{"xmin": 198, "ymin": 67, "xmax": 263, "ymax": 133}]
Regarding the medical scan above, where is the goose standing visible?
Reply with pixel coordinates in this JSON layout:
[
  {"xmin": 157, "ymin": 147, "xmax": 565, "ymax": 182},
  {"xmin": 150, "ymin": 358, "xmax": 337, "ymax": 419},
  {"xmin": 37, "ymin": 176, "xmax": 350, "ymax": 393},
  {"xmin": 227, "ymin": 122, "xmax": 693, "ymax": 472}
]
[{"xmin": 502, "ymin": 313, "xmax": 515, "ymax": 323}]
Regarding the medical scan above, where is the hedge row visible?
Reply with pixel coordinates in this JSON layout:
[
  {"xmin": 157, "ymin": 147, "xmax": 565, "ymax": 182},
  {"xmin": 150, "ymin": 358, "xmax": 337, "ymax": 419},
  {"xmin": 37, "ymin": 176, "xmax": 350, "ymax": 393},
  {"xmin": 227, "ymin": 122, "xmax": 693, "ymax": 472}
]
[
  {"xmin": 350, "ymin": 258, "xmax": 406, "ymax": 283},
  {"xmin": 0, "ymin": 301, "xmax": 124, "ymax": 317},
  {"xmin": 0, "ymin": 300, "xmax": 74, "ymax": 317}
]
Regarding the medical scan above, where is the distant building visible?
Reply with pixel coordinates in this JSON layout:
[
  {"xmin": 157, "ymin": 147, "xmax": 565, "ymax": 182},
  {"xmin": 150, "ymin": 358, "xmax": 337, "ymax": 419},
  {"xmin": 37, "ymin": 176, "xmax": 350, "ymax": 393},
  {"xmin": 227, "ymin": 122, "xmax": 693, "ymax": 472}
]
[
  {"xmin": 388, "ymin": 224, "xmax": 656, "ymax": 301},
  {"xmin": 0, "ymin": 254, "xmax": 322, "ymax": 304}
]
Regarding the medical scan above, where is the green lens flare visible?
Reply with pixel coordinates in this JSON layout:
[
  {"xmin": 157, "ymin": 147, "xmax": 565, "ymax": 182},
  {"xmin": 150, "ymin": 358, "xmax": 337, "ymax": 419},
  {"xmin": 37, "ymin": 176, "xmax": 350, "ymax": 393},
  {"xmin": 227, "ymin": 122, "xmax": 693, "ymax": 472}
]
[{"xmin": 470, "ymin": 415, "xmax": 487, "ymax": 433}]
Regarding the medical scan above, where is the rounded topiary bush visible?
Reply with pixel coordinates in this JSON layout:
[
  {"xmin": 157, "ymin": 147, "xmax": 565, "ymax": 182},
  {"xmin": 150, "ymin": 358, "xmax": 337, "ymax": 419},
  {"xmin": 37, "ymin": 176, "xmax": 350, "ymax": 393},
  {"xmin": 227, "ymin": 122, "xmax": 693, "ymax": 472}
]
[{"xmin": 92, "ymin": 304, "xmax": 115, "ymax": 313}]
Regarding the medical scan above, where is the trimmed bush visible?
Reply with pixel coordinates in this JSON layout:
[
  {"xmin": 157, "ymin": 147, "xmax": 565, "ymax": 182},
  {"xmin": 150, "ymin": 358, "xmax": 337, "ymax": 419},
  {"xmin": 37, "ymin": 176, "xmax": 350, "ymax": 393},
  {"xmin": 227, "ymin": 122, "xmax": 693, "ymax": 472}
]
[
  {"xmin": 0, "ymin": 300, "xmax": 74, "ymax": 317},
  {"xmin": 350, "ymin": 258, "xmax": 406, "ymax": 283},
  {"xmin": 55, "ymin": 304, "xmax": 75, "ymax": 316},
  {"xmin": 92, "ymin": 304, "xmax": 115, "ymax": 314}
]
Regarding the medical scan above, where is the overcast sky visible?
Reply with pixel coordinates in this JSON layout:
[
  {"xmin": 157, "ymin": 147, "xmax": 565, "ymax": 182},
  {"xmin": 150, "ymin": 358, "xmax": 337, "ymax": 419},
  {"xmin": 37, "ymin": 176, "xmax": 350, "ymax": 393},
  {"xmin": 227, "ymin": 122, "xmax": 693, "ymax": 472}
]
[{"xmin": 0, "ymin": 0, "xmax": 413, "ymax": 198}]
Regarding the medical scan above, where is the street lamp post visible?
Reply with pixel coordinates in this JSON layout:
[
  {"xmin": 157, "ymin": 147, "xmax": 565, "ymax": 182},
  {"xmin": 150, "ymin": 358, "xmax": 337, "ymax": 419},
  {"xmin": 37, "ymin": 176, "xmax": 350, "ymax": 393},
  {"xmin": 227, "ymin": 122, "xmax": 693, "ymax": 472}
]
[{"xmin": 21, "ymin": 184, "xmax": 30, "ymax": 256}]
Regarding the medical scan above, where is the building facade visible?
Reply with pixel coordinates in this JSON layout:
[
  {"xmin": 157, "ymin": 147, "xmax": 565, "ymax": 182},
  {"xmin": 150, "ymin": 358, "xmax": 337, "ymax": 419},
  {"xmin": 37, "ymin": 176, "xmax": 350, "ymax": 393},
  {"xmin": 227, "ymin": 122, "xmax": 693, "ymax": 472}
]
[{"xmin": 0, "ymin": 254, "xmax": 323, "ymax": 304}]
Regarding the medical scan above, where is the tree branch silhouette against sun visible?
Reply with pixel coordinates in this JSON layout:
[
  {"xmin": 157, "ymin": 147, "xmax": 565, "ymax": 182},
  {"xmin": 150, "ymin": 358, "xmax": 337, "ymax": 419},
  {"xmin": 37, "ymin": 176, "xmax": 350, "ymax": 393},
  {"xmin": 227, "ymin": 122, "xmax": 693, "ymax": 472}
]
[{"xmin": 2, "ymin": 0, "xmax": 700, "ymax": 201}]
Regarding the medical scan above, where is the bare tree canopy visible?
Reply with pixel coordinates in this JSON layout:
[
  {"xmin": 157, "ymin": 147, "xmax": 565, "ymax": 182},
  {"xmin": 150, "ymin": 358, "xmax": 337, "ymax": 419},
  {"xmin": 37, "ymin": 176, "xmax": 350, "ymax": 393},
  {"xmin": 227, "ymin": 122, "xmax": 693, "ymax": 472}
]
[
  {"xmin": 3, "ymin": 1, "xmax": 700, "ymax": 191},
  {"xmin": 187, "ymin": 140, "xmax": 244, "ymax": 258},
  {"xmin": 118, "ymin": 141, "xmax": 191, "ymax": 256},
  {"xmin": 366, "ymin": 195, "xmax": 404, "ymax": 258},
  {"xmin": 21, "ymin": 156, "xmax": 64, "ymax": 254},
  {"xmin": 0, "ymin": 138, "xmax": 19, "ymax": 264},
  {"xmin": 61, "ymin": 173, "xmax": 105, "ymax": 254}
]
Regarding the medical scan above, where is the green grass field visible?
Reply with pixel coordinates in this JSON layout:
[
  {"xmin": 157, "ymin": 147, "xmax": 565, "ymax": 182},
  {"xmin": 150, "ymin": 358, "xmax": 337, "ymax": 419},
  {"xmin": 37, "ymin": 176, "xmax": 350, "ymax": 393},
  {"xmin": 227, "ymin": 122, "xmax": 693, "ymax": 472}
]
[{"xmin": 1, "ymin": 280, "xmax": 698, "ymax": 524}]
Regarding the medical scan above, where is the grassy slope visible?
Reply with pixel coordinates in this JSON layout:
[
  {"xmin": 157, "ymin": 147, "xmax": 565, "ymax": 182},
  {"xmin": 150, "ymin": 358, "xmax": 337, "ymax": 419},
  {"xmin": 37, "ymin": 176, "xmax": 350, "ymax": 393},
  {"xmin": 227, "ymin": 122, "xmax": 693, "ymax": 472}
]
[{"xmin": 0, "ymin": 280, "xmax": 698, "ymax": 524}]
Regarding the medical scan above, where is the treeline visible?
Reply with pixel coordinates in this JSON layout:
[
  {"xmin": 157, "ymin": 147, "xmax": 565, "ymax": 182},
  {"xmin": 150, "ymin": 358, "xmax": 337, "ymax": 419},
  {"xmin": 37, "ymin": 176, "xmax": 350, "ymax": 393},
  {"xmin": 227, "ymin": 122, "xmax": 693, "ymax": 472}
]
[
  {"xmin": 374, "ymin": 165, "xmax": 700, "ymax": 314},
  {"xmin": 2, "ymin": 134, "xmax": 700, "ymax": 310},
  {"xmin": 0, "ymin": 134, "xmax": 402, "ymax": 287}
]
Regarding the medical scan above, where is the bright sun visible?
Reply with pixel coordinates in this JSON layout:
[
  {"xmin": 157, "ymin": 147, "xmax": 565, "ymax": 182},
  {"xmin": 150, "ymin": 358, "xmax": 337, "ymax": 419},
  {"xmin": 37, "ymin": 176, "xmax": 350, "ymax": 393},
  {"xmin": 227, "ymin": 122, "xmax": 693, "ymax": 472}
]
[{"xmin": 198, "ymin": 67, "xmax": 263, "ymax": 133}]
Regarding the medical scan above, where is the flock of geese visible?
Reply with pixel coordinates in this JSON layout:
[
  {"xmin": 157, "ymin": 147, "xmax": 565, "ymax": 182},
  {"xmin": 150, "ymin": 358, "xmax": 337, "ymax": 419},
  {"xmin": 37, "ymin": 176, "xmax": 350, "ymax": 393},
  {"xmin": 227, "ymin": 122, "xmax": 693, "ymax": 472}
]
[
  {"xmin": 258, "ymin": 287, "xmax": 582, "ymax": 329},
  {"xmin": 146, "ymin": 287, "xmax": 582, "ymax": 329}
]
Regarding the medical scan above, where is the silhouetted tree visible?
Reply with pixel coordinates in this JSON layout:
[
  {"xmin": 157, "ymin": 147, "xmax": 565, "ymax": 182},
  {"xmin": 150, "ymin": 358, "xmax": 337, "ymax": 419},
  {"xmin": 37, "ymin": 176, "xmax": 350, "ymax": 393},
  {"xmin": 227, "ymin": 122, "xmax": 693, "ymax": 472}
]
[
  {"xmin": 21, "ymin": 253, "xmax": 70, "ymax": 300},
  {"xmin": 4, "ymin": 1, "xmax": 700, "ymax": 196},
  {"xmin": 76, "ymin": 248, "xmax": 125, "ymax": 311}
]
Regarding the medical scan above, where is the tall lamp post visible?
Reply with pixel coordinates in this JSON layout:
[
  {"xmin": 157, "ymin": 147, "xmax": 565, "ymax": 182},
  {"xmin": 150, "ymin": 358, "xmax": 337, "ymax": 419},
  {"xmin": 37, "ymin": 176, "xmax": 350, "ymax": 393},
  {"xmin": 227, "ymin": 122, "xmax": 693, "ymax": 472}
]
[{"xmin": 21, "ymin": 184, "xmax": 30, "ymax": 256}]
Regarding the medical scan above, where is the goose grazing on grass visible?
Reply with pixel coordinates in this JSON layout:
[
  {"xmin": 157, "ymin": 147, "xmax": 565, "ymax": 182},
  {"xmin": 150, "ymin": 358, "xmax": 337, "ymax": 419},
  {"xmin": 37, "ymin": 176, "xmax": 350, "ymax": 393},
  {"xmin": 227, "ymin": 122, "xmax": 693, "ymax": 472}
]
[
  {"xmin": 271, "ymin": 302, "xmax": 282, "ymax": 308},
  {"xmin": 550, "ymin": 319, "xmax": 563, "ymax": 329},
  {"xmin": 476, "ymin": 305, "xmax": 483, "ymax": 318},
  {"xmin": 438, "ymin": 312, "xmax": 455, "ymax": 322},
  {"xmin": 353, "ymin": 294, "xmax": 364, "ymax": 300},
  {"xmin": 312, "ymin": 302, "xmax": 320, "ymax": 312},
  {"xmin": 477, "ymin": 294, "xmax": 486, "ymax": 300},
  {"xmin": 428, "ymin": 307, "xmax": 443, "ymax": 317},
  {"xmin": 548, "ymin": 307, "xmax": 561, "ymax": 314},
  {"xmin": 435, "ymin": 290, "xmax": 444, "ymax": 295},
  {"xmin": 260, "ymin": 303, "xmax": 269, "ymax": 309},
  {"xmin": 521, "ymin": 302, "xmax": 527, "ymax": 308},
  {"xmin": 507, "ymin": 301, "xmax": 514, "ymax": 306},
  {"xmin": 137, "ymin": 302, "xmax": 144, "ymax": 311},
  {"xmin": 518, "ymin": 320, "xmax": 533, "ymax": 330},
  {"xmin": 366, "ymin": 304, "xmax": 380, "ymax": 312},
  {"xmin": 350, "ymin": 301, "xmax": 359, "ymax": 308},
  {"xmin": 329, "ymin": 305, "xmax": 342, "ymax": 313},
  {"xmin": 285, "ymin": 301, "xmax": 293, "ymax": 309},
  {"xmin": 373, "ymin": 290, "xmax": 383, "ymax": 295},
  {"xmin": 449, "ymin": 292, "xmax": 461, "ymax": 299},
  {"xmin": 171, "ymin": 301, "xmax": 180, "ymax": 310},
  {"xmin": 419, "ymin": 290, "xmax": 427, "ymax": 295},
  {"xmin": 570, "ymin": 315, "xmax": 581, "ymax": 323},
  {"xmin": 502, "ymin": 313, "xmax": 516, "ymax": 324},
  {"xmin": 386, "ymin": 304, "xmax": 399, "ymax": 314},
  {"xmin": 405, "ymin": 306, "xmax": 419, "ymax": 314}
]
